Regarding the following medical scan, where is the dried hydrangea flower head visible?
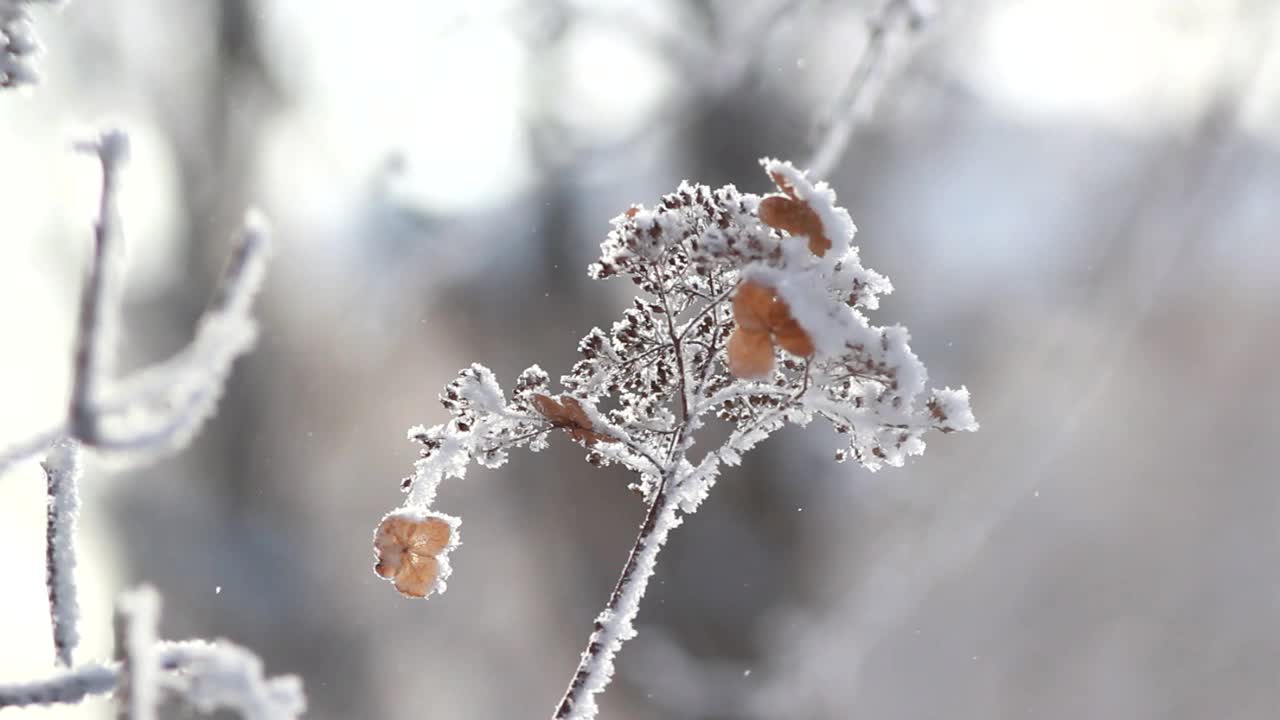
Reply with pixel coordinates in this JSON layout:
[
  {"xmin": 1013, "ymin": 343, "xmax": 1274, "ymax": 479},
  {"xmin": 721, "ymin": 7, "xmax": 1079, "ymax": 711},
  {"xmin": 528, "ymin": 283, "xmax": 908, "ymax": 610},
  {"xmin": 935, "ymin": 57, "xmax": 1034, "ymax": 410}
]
[
  {"xmin": 371, "ymin": 158, "xmax": 977, "ymax": 717},
  {"xmin": 373, "ymin": 509, "xmax": 458, "ymax": 599}
]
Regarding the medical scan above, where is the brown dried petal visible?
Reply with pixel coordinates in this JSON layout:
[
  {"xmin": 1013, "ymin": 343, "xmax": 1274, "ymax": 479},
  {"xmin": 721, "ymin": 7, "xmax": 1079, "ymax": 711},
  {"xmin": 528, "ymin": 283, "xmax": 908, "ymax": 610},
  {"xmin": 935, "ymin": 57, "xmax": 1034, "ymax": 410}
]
[
  {"xmin": 773, "ymin": 315, "xmax": 815, "ymax": 357},
  {"xmin": 727, "ymin": 327, "xmax": 775, "ymax": 379},
  {"xmin": 532, "ymin": 393, "xmax": 613, "ymax": 446},
  {"xmin": 374, "ymin": 511, "xmax": 453, "ymax": 599},
  {"xmin": 732, "ymin": 279, "xmax": 775, "ymax": 332},
  {"xmin": 758, "ymin": 195, "xmax": 831, "ymax": 257}
]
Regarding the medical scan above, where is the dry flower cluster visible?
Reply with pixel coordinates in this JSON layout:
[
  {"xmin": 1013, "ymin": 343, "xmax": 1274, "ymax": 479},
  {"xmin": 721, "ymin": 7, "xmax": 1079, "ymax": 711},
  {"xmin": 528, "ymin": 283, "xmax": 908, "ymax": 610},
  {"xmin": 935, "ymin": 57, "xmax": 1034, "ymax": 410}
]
[{"xmin": 373, "ymin": 158, "xmax": 977, "ymax": 719}]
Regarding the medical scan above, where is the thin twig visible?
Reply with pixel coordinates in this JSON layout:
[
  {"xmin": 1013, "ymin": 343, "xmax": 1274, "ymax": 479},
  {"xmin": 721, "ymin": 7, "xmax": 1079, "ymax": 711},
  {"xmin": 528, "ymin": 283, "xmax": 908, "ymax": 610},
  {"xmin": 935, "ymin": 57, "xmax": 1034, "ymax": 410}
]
[
  {"xmin": 0, "ymin": 664, "xmax": 117, "ymax": 708},
  {"xmin": 113, "ymin": 587, "xmax": 160, "ymax": 720},
  {"xmin": 79, "ymin": 211, "xmax": 271, "ymax": 460},
  {"xmin": 42, "ymin": 438, "xmax": 83, "ymax": 667},
  {"xmin": 68, "ymin": 130, "xmax": 129, "ymax": 442},
  {"xmin": 552, "ymin": 462, "xmax": 684, "ymax": 719},
  {"xmin": 805, "ymin": 0, "xmax": 930, "ymax": 179}
]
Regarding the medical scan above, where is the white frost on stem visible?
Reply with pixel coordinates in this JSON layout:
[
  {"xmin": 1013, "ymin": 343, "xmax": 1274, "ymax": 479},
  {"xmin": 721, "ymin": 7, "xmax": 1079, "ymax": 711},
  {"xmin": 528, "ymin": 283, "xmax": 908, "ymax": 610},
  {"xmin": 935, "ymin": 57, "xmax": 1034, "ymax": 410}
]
[
  {"xmin": 805, "ymin": 0, "xmax": 932, "ymax": 180},
  {"xmin": 0, "ymin": 663, "xmax": 117, "ymax": 708},
  {"xmin": 89, "ymin": 210, "xmax": 271, "ymax": 463},
  {"xmin": 114, "ymin": 586, "xmax": 160, "ymax": 720},
  {"xmin": 42, "ymin": 437, "xmax": 83, "ymax": 667},
  {"xmin": 68, "ymin": 129, "xmax": 130, "ymax": 443},
  {"xmin": 0, "ymin": 135, "xmax": 271, "ymax": 477},
  {"xmin": 0, "ymin": 640, "xmax": 305, "ymax": 717},
  {"xmin": 553, "ymin": 470, "xmax": 685, "ymax": 720},
  {"xmin": 158, "ymin": 639, "xmax": 307, "ymax": 720}
]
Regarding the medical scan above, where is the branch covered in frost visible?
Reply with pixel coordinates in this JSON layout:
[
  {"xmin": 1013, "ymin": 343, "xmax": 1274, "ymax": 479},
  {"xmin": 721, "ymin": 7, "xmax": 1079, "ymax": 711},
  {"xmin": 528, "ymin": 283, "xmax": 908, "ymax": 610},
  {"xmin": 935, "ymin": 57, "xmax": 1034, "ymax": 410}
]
[
  {"xmin": 87, "ymin": 210, "xmax": 271, "ymax": 460},
  {"xmin": 69, "ymin": 130, "xmax": 129, "ymax": 442},
  {"xmin": 374, "ymin": 158, "xmax": 976, "ymax": 719},
  {"xmin": 0, "ymin": 663, "xmax": 117, "ymax": 707},
  {"xmin": 114, "ymin": 586, "xmax": 159, "ymax": 720},
  {"xmin": 159, "ymin": 641, "xmax": 307, "ymax": 720},
  {"xmin": 0, "ymin": 0, "xmax": 59, "ymax": 90},
  {"xmin": 553, "ymin": 466, "xmax": 684, "ymax": 719},
  {"xmin": 0, "ymin": 130, "xmax": 271, "ymax": 477},
  {"xmin": 43, "ymin": 438, "xmax": 82, "ymax": 667},
  {"xmin": 0, "ymin": 639, "xmax": 305, "ymax": 718},
  {"xmin": 806, "ymin": 0, "xmax": 932, "ymax": 179}
]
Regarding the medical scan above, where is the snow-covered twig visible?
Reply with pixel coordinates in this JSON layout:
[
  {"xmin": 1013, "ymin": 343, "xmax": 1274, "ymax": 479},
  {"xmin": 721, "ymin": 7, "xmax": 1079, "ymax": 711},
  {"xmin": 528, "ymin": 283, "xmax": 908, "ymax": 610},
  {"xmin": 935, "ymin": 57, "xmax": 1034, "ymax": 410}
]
[
  {"xmin": 113, "ymin": 586, "xmax": 160, "ymax": 720},
  {"xmin": 86, "ymin": 211, "xmax": 270, "ymax": 460},
  {"xmin": 42, "ymin": 437, "xmax": 83, "ymax": 667},
  {"xmin": 159, "ymin": 639, "xmax": 307, "ymax": 720},
  {"xmin": 552, "ymin": 464, "xmax": 684, "ymax": 719},
  {"xmin": 68, "ymin": 130, "xmax": 129, "ymax": 443},
  {"xmin": 0, "ymin": 638, "xmax": 305, "ymax": 718},
  {"xmin": 0, "ymin": 127, "xmax": 296, "ymax": 719},
  {"xmin": 0, "ymin": 131, "xmax": 271, "ymax": 477},
  {"xmin": 0, "ymin": 663, "xmax": 117, "ymax": 707},
  {"xmin": 805, "ymin": 0, "xmax": 932, "ymax": 179}
]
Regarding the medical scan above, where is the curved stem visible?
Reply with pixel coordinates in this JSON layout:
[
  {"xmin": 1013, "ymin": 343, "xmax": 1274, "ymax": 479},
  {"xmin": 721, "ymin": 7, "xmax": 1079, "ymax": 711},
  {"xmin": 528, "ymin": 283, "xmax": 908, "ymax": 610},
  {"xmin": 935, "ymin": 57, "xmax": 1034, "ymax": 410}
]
[{"xmin": 551, "ymin": 464, "xmax": 683, "ymax": 719}]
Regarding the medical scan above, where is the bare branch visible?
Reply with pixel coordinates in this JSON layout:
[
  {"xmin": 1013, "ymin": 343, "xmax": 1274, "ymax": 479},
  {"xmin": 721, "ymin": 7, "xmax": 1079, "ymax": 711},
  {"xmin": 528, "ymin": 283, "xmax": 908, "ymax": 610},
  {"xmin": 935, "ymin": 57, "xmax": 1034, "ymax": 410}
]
[
  {"xmin": 113, "ymin": 586, "xmax": 160, "ymax": 720},
  {"xmin": 552, "ymin": 464, "xmax": 685, "ymax": 719},
  {"xmin": 805, "ymin": 0, "xmax": 931, "ymax": 179},
  {"xmin": 78, "ymin": 210, "xmax": 271, "ymax": 464},
  {"xmin": 68, "ymin": 130, "xmax": 130, "ymax": 443}
]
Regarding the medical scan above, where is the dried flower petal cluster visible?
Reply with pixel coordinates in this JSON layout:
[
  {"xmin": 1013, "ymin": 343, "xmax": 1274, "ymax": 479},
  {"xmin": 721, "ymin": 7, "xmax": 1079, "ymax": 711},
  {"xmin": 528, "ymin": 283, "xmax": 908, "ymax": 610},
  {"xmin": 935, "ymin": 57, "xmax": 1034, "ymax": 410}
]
[
  {"xmin": 727, "ymin": 278, "xmax": 814, "ymax": 378},
  {"xmin": 373, "ymin": 509, "xmax": 458, "ymax": 599},
  {"xmin": 373, "ymin": 158, "xmax": 977, "ymax": 600}
]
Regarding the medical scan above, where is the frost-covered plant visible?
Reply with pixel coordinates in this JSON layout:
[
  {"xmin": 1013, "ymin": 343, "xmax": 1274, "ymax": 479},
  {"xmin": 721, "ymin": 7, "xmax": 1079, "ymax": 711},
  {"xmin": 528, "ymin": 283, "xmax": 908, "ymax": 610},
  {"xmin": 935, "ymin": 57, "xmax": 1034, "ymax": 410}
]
[
  {"xmin": 0, "ymin": 130, "xmax": 304, "ymax": 718},
  {"xmin": 372, "ymin": 159, "xmax": 978, "ymax": 718}
]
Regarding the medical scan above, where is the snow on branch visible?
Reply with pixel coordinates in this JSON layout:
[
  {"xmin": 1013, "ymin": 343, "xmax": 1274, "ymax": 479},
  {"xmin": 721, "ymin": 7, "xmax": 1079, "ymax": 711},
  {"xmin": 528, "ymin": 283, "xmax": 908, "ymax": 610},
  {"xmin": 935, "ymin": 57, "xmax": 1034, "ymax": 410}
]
[
  {"xmin": 0, "ymin": 631, "xmax": 305, "ymax": 719},
  {"xmin": 68, "ymin": 129, "xmax": 130, "ymax": 443},
  {"xmin": 113, "ymin": 586, "xmax": 160, "ymax": 720},
  {"xmin": 158, "ymin": 639, "xmax": 307, "ymax": 720},
  {"xmin": 373, "ymin": 158, "xmax": 977, "ymax": 718},
  {"xmin": 0, "ymin": 130, "xmax": 272, "ymax": 476},
  {"xmin": 43, "ymin": 437, "xmax": 83, "ymax": 667},
  {"xmin": 0, "ymin": 128, "xmax": 299, "ymax": 719},
  {"xmin": 806, "ymin": 0, "xmax": 933, "ymax": 179},
  {"xmin": 0, "ymin": 663, "xmax": 117, "ymax": 708},
  {"xmin": 87, "ymin": 209, "xmax": 271, "ymax": 460}
]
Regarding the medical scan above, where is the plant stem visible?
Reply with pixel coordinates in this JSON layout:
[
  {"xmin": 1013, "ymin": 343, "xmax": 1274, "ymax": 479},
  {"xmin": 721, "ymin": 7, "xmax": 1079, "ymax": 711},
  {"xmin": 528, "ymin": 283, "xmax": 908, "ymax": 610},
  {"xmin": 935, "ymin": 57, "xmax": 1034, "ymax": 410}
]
[{"xmin": 551, "ymin": 463, "xmax": 683, "ymax": 719}]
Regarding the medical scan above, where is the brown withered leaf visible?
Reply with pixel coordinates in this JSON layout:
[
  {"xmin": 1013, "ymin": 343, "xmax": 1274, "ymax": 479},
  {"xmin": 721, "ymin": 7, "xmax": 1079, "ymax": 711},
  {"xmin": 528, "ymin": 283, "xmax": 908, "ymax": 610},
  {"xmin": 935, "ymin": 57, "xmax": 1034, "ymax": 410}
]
[
  {"xmin": 532, "ymin": 393, "xmax": 614, "ymax": 446},
  {"xmin": 727, "ymin": 279, "xmax": 815, "ymax": 378},
  {"xmin": 727, "ymin": 327, "xmax": 775, "ymax": 379},
  {"xmin": 758, "ymin": 195, "xmax": 831, "ymax": 257},
  {"xmin": 373, "ymin": 510, "xmax": 452, "ymax": 599},
  {"xmin": 768, "ymin": 170, "xmax": 799, "ymax": 200}
]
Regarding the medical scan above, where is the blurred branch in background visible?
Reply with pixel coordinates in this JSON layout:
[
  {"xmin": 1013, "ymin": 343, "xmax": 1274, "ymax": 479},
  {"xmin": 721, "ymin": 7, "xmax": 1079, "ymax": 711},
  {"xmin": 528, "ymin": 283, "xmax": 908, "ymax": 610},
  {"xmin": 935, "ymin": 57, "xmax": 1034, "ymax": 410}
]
[
  {"xmin": 0, "ymin": 128, "xmax": 295, "ymax": 717},
  {"xmin": 806, "ymin": 0, "xmax": 931, "ymax": 178}
]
